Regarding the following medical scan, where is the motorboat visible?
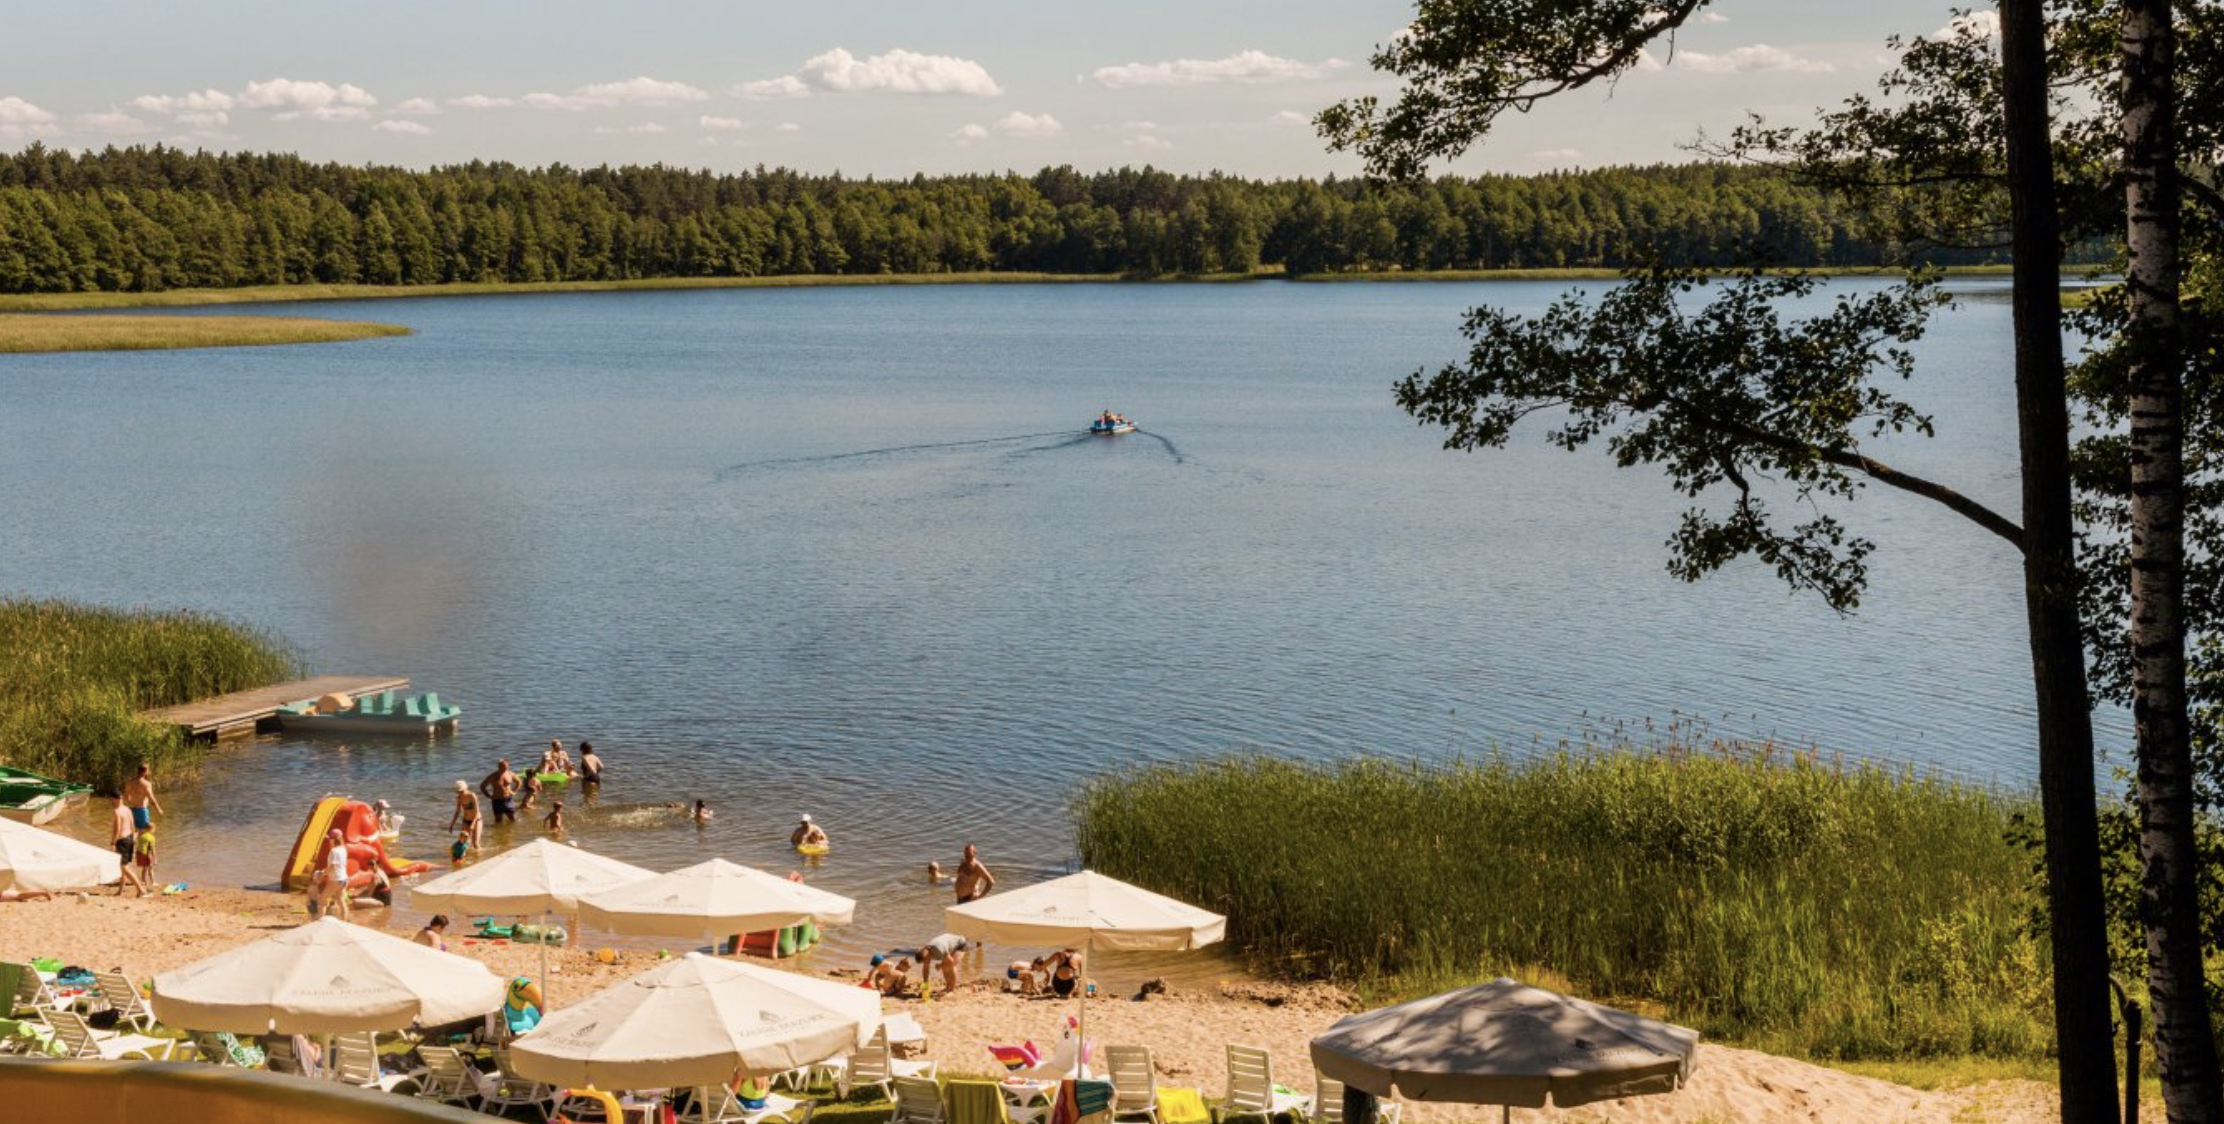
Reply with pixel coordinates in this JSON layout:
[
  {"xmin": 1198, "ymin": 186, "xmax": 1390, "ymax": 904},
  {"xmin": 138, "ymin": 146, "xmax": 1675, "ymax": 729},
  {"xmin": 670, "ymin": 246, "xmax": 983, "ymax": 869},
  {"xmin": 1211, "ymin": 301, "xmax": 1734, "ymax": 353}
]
[{"xmin": 1090, "ymin": 416, "xmax": 1136, "ymax": 435}]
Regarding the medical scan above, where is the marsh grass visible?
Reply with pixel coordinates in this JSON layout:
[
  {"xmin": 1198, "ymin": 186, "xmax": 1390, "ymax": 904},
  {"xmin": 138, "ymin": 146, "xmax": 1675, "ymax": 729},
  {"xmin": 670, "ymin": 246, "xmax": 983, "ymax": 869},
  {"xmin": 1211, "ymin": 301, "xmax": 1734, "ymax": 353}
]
[
  {"xmin": 1076, "ymin": 744, "xmax": 2051, "ymax": 1061},
  {"xmin": 0, "ymin": 313, "xmax": 408, "ymax": 352},
  {"xmin": 0, "ymin": 600, "xmax": 298, "ymax": 792}
]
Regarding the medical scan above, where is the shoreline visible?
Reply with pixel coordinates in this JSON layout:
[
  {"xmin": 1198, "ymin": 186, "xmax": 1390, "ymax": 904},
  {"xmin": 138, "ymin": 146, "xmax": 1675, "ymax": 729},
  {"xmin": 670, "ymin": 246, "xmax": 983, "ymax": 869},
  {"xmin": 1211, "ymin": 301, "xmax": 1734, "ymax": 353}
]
[
  {"xmin": 0, "ymin": 313, "xmax": 410, "ymax": 353},
  {"xmin": 0, "ymin": 265, "xmax": 2031, "ymax": 314},
  {"xmin": 0, "ymin": 885, "xmax": 2061, "ymax": 1123}
]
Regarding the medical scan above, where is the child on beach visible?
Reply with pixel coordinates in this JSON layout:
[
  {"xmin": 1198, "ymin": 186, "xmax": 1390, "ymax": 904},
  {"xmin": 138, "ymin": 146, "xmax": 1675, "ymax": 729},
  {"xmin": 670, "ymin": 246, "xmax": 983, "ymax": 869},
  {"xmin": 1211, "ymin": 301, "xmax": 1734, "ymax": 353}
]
[
  {"xmin": 451, "ymin": 831, "xmax": 470, "ymax": 864},
  {"xmin": 132, "ymin": 824, "xmax": 156, "ymax": 888}
]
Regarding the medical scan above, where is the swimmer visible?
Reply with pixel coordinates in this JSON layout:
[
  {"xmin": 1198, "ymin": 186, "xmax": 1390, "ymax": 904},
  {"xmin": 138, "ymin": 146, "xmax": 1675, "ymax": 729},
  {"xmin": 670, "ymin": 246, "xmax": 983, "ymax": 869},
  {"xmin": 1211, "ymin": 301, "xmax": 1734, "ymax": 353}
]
[
  {"xmin": 791, "ymin": 814, "xmax": 827, "ymax": 849},
  {"xmin": 543, "ymin": 800, "xmax": 566, "ymax": 836},
  {"xmin": 955, "ymin": 843, "xmax": 995, "ymax": 903},
  {"xmin": 694, "ymin": 799, "xmax": 713, "ymax": 822},
  {"xmin": 926, "ymin": 860, "xmax": 948, "ymax": 885},
  {"xmin": 579, "ymin": 743, "xmax": 604, "ymax": 785}
]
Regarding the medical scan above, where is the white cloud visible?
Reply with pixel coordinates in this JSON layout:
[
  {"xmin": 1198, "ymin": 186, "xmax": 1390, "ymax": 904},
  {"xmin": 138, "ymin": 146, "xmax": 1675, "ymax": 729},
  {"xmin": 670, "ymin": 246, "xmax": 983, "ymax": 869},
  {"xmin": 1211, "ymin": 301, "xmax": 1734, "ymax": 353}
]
[
  {"xmin": 1121, "ymin": 120, "xmax": 1159, "ymax": 130},
  {"xmin": 1934, "ymin": 11, "xmax": 1999, "ymax": 41},
  {"xmin": 241, "ymin": 78, "xmax": 378, "ymax": 121},
  {"xmin": 175, "ymin": 110, "xmax": 230, "ymax": 129},
  {"xmin": 130, "ymin": 89, "xmax": 235, "ymax": 115},
  {"xmin": 733, "ymin": 75, "xmax": 810, "ymax": 100},
  {"xmin": 1698, "ymin": 10, "xmax": 1731, "ymax": 23},
  {"xmin": 1271, "ymin": 110, "xmax": 1311, "ymax": 125},
  {"xmin": 1527, "ymin": 148, "xmax": 1584, "ymax": 163},
  {"xmin": 0, "ymin": 97, "xmax": 58, "ymax": 126},
  {"xmin": 627, "ymin": 122, "xmax": 667, "ymax": 134},
  {"xmin": 520, "ymin": 77, "xmax": 709, "ymax": 111},
  {"xmin": 373, "ymin": 120, "xmax": 433, "ymax": 135},
  {"xmin": 775, "ymin": 121, "xmax": 801, "ymax": 133},
  {"xmin": 699, "ymin": 114, "xmax": 746, "ymax": 130},
  {"xmin": 1671, "ymin": 44, "xmax": 1833, "ymax": 74},
  {"xmin": 392, "ymin": 97, "xmax": 441, "ymax": 116},
  {"xmin": 74, "ymin": 110, "xmax": 154, "ymax": 135},
  {"xmin": 996, "ymin": 110, "xmax": 1063, "ymax": 138},
  {"xmin": 1093, "ymin": 50, "xmax": 1350, "ymax": 88},
  {"xmin": 1124, "ymin": 134, "xmax": 1174, "ymax": 152},
  {"xmin": 799, "ymin": 48, "xmax": 1003, "ymax": 95},
  {"xmin": 952, "ymin": 122, "xmax": 989, "ymax": 144},
  {"xmin": 450, "ymin": 94, "xmax": 515, "ymax": 109}
]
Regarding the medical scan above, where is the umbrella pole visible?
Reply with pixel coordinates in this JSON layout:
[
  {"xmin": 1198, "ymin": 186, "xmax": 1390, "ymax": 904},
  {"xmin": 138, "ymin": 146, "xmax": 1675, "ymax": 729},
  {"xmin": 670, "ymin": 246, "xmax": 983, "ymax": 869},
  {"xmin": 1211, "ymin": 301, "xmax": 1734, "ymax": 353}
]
[
  {"xmin": 539, "ymin": 911, "xmax": 551, "ymax": 1010},
  {"xmin": 1077, "ymin": 934, "xmax": 1091, "ymax": 1079}
]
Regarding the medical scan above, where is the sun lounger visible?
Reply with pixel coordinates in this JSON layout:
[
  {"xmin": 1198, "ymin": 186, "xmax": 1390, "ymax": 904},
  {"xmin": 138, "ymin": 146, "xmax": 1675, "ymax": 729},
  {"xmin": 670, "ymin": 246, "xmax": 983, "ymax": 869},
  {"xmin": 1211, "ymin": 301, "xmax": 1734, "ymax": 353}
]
[
  {"xmin": 1105, "ymin": 1046, "xmax": 1159, "ymax": 1123},
  {"xmin": 890, "ymin": 1076, "xmax": 946, "ymax": 1124},
  {"xmin": 333, "ymin": 1030, "xmax": 423, "ymax": 1093},
  {"xmin": 678, "ymin": 1085, "xmax": 813, "ymax": 1124},
  {"xmin": 46, "ymin": 1008, "xmax": 173, "ymax": 1061},
  {"xmin": 838, "ymin": 1025, "xmax": 939, "ymax": 1101},
  {"xmin": 89, "ymin": 969, "xmax": 157, "ymax": 1033},
  {"xmin": 479, "ymin": 1046, "xmax": 561, "ymax": 1120},
  {"xmin": 415, "ymin": 1044, "xmax": 482, "ymax": 1108},
  {"xmin": 1306, "ymin": 1078, "xmax": 1398, "ymax": 1124},
  {"xmin": 1213, "ymin": 1045, "xmax": 1308, "ymax": 1123}
]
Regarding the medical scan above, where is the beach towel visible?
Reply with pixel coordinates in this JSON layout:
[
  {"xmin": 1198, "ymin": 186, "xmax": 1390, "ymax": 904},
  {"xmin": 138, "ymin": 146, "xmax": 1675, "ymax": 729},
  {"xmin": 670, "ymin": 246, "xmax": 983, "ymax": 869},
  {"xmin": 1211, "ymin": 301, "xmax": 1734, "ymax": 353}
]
[
  {"xmin": 1051, "ymin": 1078, "xmax": 1117, "ymax": 1124},
  {"xmin": 0, "ymin": 961, "xmax": 21, "ymax": 1014},
  {"xmin": 946, "ymin": 1080, "xmax": 1011, "ymax": 1124},
  {"xmin": 1155, "ymin": 1089, "xmax": 1209, "ymax": 1124}
]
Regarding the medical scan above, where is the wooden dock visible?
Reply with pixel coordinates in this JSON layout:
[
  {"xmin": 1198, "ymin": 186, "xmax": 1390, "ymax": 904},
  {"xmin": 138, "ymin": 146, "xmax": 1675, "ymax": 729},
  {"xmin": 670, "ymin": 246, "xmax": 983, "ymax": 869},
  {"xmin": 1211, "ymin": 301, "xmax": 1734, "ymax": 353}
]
[{"xmin": 141, "ymin": 675, "xmax": 411, "ymax": 738}]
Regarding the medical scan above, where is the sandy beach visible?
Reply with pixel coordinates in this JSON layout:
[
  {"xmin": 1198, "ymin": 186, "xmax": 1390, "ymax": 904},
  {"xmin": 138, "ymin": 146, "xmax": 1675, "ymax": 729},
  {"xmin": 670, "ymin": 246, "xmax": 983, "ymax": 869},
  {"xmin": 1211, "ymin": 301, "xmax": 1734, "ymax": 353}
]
[{"xmin": 0, "ymin": 887, "xmax": 2059, "ymax": 1124}]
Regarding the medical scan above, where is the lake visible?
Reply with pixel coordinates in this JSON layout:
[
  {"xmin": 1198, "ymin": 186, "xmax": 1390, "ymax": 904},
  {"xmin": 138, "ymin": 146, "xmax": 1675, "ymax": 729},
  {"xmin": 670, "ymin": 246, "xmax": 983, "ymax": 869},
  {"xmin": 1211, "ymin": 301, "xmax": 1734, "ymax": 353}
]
[{"xmin": 0, "ymin": 277, "xmax": 2118, "ymax": 976}]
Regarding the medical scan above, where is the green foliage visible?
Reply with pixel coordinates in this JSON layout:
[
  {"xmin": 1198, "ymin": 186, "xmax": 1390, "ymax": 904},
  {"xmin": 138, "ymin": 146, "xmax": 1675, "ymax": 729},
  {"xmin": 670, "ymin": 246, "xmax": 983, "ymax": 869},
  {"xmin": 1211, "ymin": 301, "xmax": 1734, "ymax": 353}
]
[
  {"xmin": 0, "ymin": 599, "xmax": 298, "ymax": 792},
  {"xmin": 0, "ymin": 146, "xmax": 2031, "ymax": 297},
  {"xmin": 1076, "ymin": 743, "xmax": 2052, "ymax": 1061}
]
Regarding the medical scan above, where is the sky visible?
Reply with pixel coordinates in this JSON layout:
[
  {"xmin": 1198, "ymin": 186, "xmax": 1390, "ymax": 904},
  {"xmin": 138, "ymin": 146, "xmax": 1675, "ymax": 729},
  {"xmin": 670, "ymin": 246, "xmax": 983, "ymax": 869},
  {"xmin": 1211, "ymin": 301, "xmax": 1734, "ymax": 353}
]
[{"xmin": 0, "ymin": 0, "xmax": 1976, "ymax": 178}]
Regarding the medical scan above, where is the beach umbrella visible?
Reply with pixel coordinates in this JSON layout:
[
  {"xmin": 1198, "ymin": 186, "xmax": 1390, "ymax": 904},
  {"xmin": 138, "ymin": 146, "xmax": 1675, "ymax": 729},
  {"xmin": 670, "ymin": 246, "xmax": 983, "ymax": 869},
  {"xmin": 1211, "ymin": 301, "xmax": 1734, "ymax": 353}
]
[
  {"xmin": 150, "ymin": 916, "xmax": 506, "ymax": 1034},
  {"xmin": 0, "ymin": 814, "xmax": 122, "ymax": 892},
  {"xmin": 1309, "ymin": 978, "xmax": 1700, "ymax": 1124},
  {"xmin": 577, "ymin": 858, "xmax": 856, "ymax": 941},
  {"xmin": 509, "ymin": 951, "xmax": 880, "ymax": 1091},
  {"xmin": 945, "ymin": 870, "xmax": 1224, "ymax": 1075},
  {"xmin": 408, "ymin": 838, "xmax": 656, "ymax": 1006}
]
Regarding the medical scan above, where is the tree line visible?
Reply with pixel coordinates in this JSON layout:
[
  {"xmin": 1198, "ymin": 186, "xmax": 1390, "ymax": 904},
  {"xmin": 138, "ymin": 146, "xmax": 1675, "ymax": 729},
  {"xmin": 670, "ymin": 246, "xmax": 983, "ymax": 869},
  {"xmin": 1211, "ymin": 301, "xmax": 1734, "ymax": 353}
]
[{"xmin": 0, "ymin": 144, "xmax": 2021, "ymax": 294}]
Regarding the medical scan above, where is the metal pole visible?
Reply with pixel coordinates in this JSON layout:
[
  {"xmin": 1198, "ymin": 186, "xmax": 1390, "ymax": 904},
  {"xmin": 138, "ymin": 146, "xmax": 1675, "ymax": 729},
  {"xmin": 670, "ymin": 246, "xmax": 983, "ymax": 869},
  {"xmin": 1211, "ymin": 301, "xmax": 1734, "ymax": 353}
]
[
  {"xmin": 1077, "ymin": 934, "xmax": 1092, "ymax": 1078},
  {"xmin": 539, "ymin": 911, "xmax": 551, "ymax": 1010}
]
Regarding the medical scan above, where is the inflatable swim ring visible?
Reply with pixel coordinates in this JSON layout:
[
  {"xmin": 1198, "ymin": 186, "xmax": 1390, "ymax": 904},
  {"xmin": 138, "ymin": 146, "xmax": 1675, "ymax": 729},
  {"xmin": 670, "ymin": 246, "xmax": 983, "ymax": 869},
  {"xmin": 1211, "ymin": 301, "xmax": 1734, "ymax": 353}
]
[{"xmin": 796, "ymin": 842, "xmax": 830, "ymax": 856}]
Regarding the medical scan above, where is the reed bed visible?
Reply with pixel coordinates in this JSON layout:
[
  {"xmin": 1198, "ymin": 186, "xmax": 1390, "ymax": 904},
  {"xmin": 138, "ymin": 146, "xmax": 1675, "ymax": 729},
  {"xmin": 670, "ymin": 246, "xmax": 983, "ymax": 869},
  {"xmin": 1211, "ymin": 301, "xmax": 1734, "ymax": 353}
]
[
  {"xmin": 1076, "ymin": 747, "xmax": 2050, "ymax": 1061},
  {"xmin": 0, "ymin": 600, "xmax": 297, "ymax": 792},
  {"xmin": 0, "ymin": 313, "xmax": 408, "ymax": 352}
]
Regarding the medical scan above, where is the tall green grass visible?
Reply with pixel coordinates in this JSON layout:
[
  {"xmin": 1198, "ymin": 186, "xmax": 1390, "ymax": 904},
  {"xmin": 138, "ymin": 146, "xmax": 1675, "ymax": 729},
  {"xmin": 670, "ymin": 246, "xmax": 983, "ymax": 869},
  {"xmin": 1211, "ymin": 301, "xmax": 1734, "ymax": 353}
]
[
  {"xmin": 1076, "ymin": 745, "xmax": 2051, "ymax": 1061},
  {"xmin": 0, "ymin": 600, "xmax": 298, "ymax": 793}
]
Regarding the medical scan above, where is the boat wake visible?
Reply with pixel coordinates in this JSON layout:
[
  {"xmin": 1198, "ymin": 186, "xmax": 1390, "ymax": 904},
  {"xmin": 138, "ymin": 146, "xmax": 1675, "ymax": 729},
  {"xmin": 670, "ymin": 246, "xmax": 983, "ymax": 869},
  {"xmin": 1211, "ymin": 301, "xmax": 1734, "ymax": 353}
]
[
  {"xmin": 716, "ymin": 430, "xmax": 1075, "ymax": 479},
  {"xmin": 1133, "ymin": 429, "xmax": 1186, "ymax": 464}
]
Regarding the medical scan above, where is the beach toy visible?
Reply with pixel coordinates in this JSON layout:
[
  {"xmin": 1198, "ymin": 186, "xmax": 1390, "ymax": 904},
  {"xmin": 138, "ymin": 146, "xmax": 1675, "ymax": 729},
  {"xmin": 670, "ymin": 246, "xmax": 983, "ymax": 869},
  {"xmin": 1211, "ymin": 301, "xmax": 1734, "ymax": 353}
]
[
  {"xmin": 594, "ymin": 948, "xmax": 617, "ymax": 965},
  {"xmin": 795, "ymin": 842, "xmax": 830, "ymax": 856},
  {"xmin": 538, "ymin": 772, "xmax": 571, "ymax": 786}
]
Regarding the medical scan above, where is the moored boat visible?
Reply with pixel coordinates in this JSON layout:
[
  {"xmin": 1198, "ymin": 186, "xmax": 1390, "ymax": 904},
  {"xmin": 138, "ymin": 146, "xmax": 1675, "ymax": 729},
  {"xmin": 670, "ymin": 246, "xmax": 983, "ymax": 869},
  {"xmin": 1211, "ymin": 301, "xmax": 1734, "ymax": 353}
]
[
  {"xmin": 0, "ymin": 764, "xmax": 93, "ymax": 827},
  {"xmin": 275, "ymin": 689, "xmax": 461, "ymax": 735}
]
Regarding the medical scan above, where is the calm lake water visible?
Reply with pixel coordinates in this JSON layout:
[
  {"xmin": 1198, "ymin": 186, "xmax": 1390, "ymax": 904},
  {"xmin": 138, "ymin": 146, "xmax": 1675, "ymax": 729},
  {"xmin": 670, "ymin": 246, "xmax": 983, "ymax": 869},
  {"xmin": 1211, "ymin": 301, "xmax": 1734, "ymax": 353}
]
[{"xmin": 0, "ymin": 278, "xmax": 2124, "ymax": 979}]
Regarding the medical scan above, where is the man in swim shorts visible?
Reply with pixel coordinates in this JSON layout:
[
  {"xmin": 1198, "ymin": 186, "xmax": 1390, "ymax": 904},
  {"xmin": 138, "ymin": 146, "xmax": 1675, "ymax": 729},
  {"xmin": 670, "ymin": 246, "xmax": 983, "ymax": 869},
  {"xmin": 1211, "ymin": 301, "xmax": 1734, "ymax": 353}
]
[
  {"xmin": 121, "ymin": 762, "xmax": 162, "ymax": 830},
  {"xmin": 109, "ymin": 800, "xmax": 145, "ymax": 897},
  {"xmin": 481, "ymin": 760, "xmax": 519, "ymax": 824},
  {"xmin": 791, "ymin": 814, "xmax": 827, "ymax": 849},
  {"xmin": 954, "ymin": 843, "xmax": 995, "ymax": 903}
]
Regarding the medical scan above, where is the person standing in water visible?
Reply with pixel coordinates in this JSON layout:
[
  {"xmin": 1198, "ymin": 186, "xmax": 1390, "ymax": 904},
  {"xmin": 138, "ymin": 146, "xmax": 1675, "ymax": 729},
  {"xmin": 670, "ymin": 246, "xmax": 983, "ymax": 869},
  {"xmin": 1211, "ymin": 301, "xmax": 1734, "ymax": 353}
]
[
  {"xmin": 954, "ymin": 843, "xmax": 995, "ymax": 903},
  {"xmin": 578, "ymin": 743, "xmax": 604, "ymax": 786},
  {"xmin": 481, "ymin": 760, "xmax": 519, "ymax": 824},
  {"xmin": 449, "ymin": 780, "xmax": 482, "ymax": 849},
  {"xmin": 109, "ymin": 801, "xmax": 145, "ymax": 897},
  {"xmin": 121, "ymin": 762, "xmax": 162, "ymax": 830}
]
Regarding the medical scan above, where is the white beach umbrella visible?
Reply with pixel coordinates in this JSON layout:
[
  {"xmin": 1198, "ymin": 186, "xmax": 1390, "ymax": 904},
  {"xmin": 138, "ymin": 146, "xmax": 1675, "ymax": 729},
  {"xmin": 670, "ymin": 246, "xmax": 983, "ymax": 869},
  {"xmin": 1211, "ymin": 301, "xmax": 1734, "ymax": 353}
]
[
  {"xmin": 578, "ymin": 858, "xmax": 857, "ymax": 940},
  {"xmin": 150, "ymin": 916, "xmax": 507, "ymax": 1034},
  {"xmin": 1310, "ymin": 978, "xmax": 1700, "ymax": 1123},
  {"xmin": 945, "ymin": 869, "xmax": 1225, "ymax": 1074},
  {"xmin": 0, "ymin": 814, "xmax": 122, "ymax": 892},
  {"xmin": 409, "ymin": 838, "xmax": 656, "ymax": 1005},
  {"xmin": 509, "ymin": 951, "xmax": 880, "ymax": 1090}
]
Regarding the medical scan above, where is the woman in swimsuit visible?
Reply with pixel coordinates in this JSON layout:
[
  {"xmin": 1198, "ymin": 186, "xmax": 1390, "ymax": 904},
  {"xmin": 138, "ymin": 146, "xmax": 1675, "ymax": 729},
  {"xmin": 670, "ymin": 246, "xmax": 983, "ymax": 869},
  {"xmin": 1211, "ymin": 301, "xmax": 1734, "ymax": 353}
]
[
  {"xmin": 1048, "ymin": 948, "xmax": 1084, "ymax": 998},
  {"xmin": 449, "ymin": 781, "xmax": 482, "ymax": 850}
]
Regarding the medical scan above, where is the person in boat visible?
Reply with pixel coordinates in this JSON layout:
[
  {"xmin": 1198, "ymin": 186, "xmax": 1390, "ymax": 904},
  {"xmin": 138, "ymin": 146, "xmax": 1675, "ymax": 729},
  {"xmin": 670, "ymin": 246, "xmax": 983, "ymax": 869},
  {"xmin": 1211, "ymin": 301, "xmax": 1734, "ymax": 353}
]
[
  {"xmin": 415, "ymin": 915, "xmax": 450, "ymax": 951},
  {"xmin": 449, "ymin": 780, "xmax": 483, "ymax": 850},
  {"xmin": 791, "ymin": 813, "xmax": 828, "ymax": 849},
  {"xmin": 578, "ymin": 743, "xmax": 604, "ymax": 786}
]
